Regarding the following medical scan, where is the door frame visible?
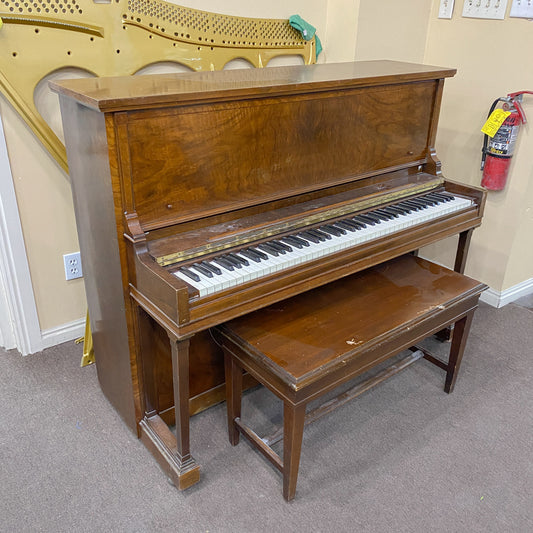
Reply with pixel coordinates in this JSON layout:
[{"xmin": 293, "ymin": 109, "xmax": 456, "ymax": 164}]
[{"xmin": 0, "ymin": 112, "xmax": 43, "ymax": 355}]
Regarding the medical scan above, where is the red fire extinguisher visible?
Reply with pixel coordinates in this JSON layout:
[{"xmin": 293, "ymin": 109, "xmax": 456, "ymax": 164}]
[{"xmin": 481, "ymin": 91, "xmax": 533, "ymax": 191}]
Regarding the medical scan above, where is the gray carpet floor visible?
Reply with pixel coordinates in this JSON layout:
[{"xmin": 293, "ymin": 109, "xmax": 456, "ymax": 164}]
[{"xmin": 1, "ymin": 301, "xmax": 532, "ymax": 533}]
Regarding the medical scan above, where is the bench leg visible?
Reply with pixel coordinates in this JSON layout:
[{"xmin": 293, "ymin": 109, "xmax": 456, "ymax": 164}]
[
  {"xmin": 224, "ymin": 351, "xmax": 243, "ymax": 445},
  {"xmin": 445, "ymin": 310, "xmax": 475, "ymax": 393},
  {"xmin": 283, "ymin": 402, "xmax": 306, "ymax": 501}
]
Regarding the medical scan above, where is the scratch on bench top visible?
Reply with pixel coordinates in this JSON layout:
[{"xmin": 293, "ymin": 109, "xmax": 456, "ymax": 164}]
[{"xmin": 346, "ymin": 338, "xmax": 363, "ymax": 346}]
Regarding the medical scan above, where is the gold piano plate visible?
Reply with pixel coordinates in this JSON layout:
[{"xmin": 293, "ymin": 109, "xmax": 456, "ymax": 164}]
[{"xmin": 0, "ymin": 0, "xmax": 315, "ymax": 171}]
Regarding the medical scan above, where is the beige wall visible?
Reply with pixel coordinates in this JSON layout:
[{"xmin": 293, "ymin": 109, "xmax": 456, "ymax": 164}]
[
  {"xmin": 355, "ymin": 0, "xmax": 431, "ymax": 63},
  {"xmin": 423, "ymin": 1, "xmax": 533, "ymax": 291},
  {"xmin": 2, "ymin": 0, "xmax": 532, "ymax": 334}
]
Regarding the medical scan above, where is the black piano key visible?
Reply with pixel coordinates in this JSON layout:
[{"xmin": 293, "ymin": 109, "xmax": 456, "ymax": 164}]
[
  {"xmin": 228, "ymin": 252, "xmax": 249, "ymax": 266},
  {"xmin": 247, "ymin": 247, "xmax": 269, "ymax": 260},
  {"xmin": 287, "ymin": 235, "xmax": 310, "ymax": 247},
  {"xmin": 334, "ymin": 221, "xmax": 358, "ymax": 232},
  {"xmin": 372, "ymin": 209, "xmax": 395, "ymax": 220},
  {"xmin": 384, "ymin": 205, "xmax": 409, "ymax": 215},
  {"xmin": 409, "ymin": 197, "xmax": 434, "ymax": 208},
  {"xmin": 274, "ymin": 240, "xmax": 293, "ymax": 252},
  {"xmin": 439, "ymin": 192, "xmax": 455, "ymax": 201},
  {"xmin": 222, "ymin": 254, "xmax": 243, "ymax": 268},
  {"xmin": 419, "ymin": 195, "xmax": 439, "ymax": 206},
  {"xmin": 348, "ymin": 219, "xmax": 367, "ymax": 229},
  {"xmin": 311, "ymin": 228, "xmax": 332, "ymax": 240},
  {"xmin": 267, "ymin": 241, "xmax": 292, "ymax": 255},
  {"xmin": 428, "ymin": 192, "xmax": 453, "ymax": 202},
  {"xmin": 239, "ymin": 249, "xmax": 263, "ymax": 262},
  {"xmin": 281, "ymin": 236, "xmax": 304, "ymax": 249},
  {"xmin": 402, "ymin": 200, "xmax": 425, "ymax": 210},
  {"xmin": 257, "ymin": 243, "xmax": 280, "ymax": 256},
  {"xmin": 321, "ymin": 225, "xmax": 345, "ymax": 236},
  {"xmin": 191, "ymin": 263, "xmax": 213, "ymax": 278},
  {"xmin": 214, "ymin": 257, "xmax": 235, "ymax": 271},
  {"xmin": 303, "ymin": 229, "xmax": 324, "ymax": 242},
  {"xmin": 354, "ymin": 215, "xmax": 376, "ymax": 226},
  {"xmin": 362, "ymin": 212, "xmax": 384, "ymax": 223},
  {"xmin": 179, "ymin": 267, "xmax": 201, "ymax": 282},
  {"xmin": 397, "ymin": 201, "xmax": 421, "ymax": 212},
  {"xmin": 392, "ymin": 204, "xmax": 409, "ymax": 213},
  {"xmin": 201, "ymin": 261, "xmax": 222, "ymax": 275},
  {"xmin": 299, "ymin": 231, "xmax": 321, "ymax": 243},
  {"xmin": 306, "ymin": 229, "xmax": 328, "ymax": 242},
  {"xmin": 267, "ymin": 241, "xmax": 287, "ymax": 254},
  {"xmin": 386, "ymin": 205, "xmax": 407, "ymax": 216},
  {"xmin": 359, "ymin": 214, "xmax": 381, "ymax": 224}
]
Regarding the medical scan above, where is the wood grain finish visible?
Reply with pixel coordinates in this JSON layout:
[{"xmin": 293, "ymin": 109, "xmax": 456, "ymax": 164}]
[
  {"xmin": 51, "ymin": 61, "xmax": 456, "ymax": 112},
  {"xmin": 217, "ymin": 256, "xmax": 485, "ymax": 389},
  {"xmin": 216, "ymin": 255, "xmax": 487, "ymax": 501},
  {"xmin": 53, "ymin": 61, "xmax": 485, "ymax": 491},
  {"xmin": 125, "ymin": 82, "xmax": 436, "ymax": 230}
]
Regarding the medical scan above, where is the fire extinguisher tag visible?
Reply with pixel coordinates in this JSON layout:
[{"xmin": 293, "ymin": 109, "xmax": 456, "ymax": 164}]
[{"xmin": 481, "ymin": 109, "xmax": 512, "ymax": 137}]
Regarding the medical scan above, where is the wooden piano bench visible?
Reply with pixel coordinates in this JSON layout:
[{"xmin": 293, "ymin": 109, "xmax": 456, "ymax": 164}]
[{"xmin": 213, "ymin": 255, "xmax": 487, "ymax": 501}]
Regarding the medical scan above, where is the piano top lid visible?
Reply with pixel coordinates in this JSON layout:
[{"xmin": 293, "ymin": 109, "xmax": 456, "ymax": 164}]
[{"xmin": 49, "ymin": 60, "xmax": 456, "ymax": 113}]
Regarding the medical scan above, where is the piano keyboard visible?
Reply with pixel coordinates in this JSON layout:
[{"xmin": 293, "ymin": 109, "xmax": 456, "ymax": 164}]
[{"xmin": 173, "ymin": 192, "xmax": 473, "ymax": 297}]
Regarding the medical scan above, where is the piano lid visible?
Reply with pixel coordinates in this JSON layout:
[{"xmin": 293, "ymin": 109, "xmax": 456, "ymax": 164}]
[{"xmin": 49, "ymin": 60, "xmax": 456, "ymax": 112}]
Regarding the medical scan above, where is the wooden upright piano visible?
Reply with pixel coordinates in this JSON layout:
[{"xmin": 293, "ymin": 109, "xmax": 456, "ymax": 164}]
[{"xmin": 51, "ymin": 61, "xmax": 486, "ymax": 490}]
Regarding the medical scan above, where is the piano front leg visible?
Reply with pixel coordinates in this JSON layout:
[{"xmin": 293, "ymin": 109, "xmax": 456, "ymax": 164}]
[
  {"xmin": 454, "ymin": 229, "xmax": 474, "ymax": 274},
  {"xmin": 168, "ymin": 334, "xmax": 201, "ymax": 488},
  {"xmin": 134, "ymin": 299, "xmax": 201, "ymax": 489}
]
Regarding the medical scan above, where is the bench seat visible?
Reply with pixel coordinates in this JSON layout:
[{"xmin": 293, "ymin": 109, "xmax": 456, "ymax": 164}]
[{"xmin": 213, "ymin": 254, "xmax": 487, "ymax": 501}]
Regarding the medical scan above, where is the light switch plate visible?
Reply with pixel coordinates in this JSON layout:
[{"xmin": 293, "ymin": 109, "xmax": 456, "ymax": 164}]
[
  {"xmin": 510, "ymin": 0, "xmax": 533, "ymax": 18},
  {"xmin": 439, "ymin": 0, "xmax": 456, "ymax": 18},
  {"xmin": 463, "ymin": 0, "xmax": 508, "ymax": 19}
]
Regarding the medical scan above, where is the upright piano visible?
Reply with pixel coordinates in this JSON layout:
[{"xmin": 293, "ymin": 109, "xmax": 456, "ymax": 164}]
[{"xmin": 51, "ymin": 61, "xmax": 486, "ymax": 490}]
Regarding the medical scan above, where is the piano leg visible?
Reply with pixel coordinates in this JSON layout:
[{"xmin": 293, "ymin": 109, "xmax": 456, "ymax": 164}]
[
  {"xmin": 169, "ymin": 334, "xmax": 201, "ymax": 487},
  {"xmin": 137, "ymin": 321, "xmax": 200, "ymax": 490},
  {"xmin": 435, "ymin": 229, "xmax": 475, "ymax": 342},
  {"xmin": 454, "ymin": 229, "xmax": 474, "ymax": 274}
]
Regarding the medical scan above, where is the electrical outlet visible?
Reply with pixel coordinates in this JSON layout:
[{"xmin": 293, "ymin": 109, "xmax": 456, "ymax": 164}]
[
  {"xmin": 510, "ymin": 0, "xmax": 533, "ymax": 18},
  {"xmin": 462, "ymin": 0, "xmax": 508, "ymax": 19},
  {"xmin": 63, "ymin": 252, "xmax": 83, "ymax": 281},
  {"xmin": 439, "ymin": 0, "xmax": 456, "ymax": 19}
]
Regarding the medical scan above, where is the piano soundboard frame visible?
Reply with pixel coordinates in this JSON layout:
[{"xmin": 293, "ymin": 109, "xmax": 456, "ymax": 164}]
[{"xmin": 51, "ymin": 61, "xmax": 486, "ymax": 490}]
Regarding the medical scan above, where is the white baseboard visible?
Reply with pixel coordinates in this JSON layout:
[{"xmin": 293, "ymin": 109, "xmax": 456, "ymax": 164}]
[
  {"xmin": 480, "ymin": 277, "xmax": 533, "ymax": 308},
  {"xmin": 8, "ymin": 279, "xmax": 533, "ymax": 354},
  {"xmin": 39, "ymin": 317, "xmax": 86, "ymax": 351}
]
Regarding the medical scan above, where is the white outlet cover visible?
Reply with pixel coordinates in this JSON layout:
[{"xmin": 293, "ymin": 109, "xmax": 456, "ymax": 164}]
[
  {"xmin": 463, "ymin": 0, "xmax": 508, "ymax": 20},
  {"xmin": 63, "ymin": 252, "xmax": 83, "ymax": 281},
  {"xmin": 439, "ymin": 0, "xmax": 456, "ymax": 18},
  {"xmin": 510, "ymin": 0, "xmax": 533, "ymax": 18}
]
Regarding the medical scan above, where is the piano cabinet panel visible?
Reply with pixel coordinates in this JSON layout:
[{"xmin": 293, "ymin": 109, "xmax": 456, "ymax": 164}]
[{"xmin": 125, "ymin": 81, "xmax": 438, "ymax": 231}]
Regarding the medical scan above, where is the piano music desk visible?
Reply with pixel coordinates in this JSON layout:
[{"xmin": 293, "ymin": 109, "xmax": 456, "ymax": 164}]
[{"xmin": 214, "ymin": 255, "xmax": 487, "ymax": 501}]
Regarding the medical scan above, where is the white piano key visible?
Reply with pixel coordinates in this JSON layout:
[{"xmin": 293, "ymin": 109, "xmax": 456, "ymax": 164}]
[{"xmin": 174, "ymin": 194, "xmax": 474, "ymax": 297}]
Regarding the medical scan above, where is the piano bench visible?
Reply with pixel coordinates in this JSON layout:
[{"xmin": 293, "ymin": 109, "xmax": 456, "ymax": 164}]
[{"xmin": 213, "ymin": 255, "xmax": 486, "ymax": 501}]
